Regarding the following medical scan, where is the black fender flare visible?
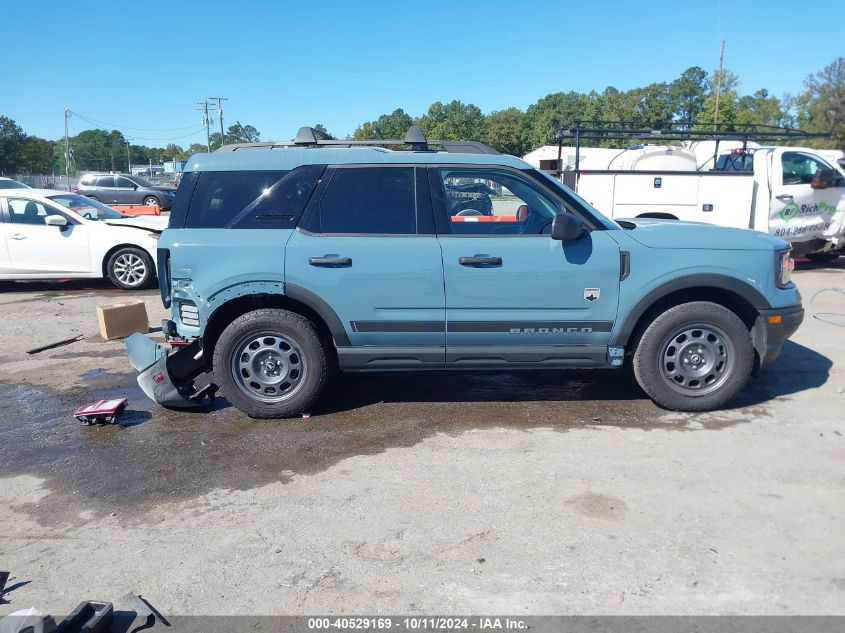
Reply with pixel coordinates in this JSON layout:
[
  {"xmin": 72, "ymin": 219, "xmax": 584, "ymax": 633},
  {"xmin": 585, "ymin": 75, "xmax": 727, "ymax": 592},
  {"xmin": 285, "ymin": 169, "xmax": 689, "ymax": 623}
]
[
  {"xmin": 610, "ymin": 273, "xmax": 772, "ymax": 347},
  {"xmin": 285, "ymin": 283, "xmax": 350, "ymax": 346}
]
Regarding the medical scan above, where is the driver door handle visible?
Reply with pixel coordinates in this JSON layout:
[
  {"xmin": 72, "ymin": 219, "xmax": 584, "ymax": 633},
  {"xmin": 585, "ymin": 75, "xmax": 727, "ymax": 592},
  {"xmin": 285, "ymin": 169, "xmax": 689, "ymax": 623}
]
[
  {"xmin": 309, "ymin": 256, "xmax": 352, "ymax": 267},
  {"xmin": 775, "ymin": 194, "xmax": 794, "ymax": 201},
  {"xmin": 9, "ymin": 234, "xmax": 26, "ymax": 240},
  {"xmin": 459, "ymin": 256, "xmax": 502, "ymax": 266}
]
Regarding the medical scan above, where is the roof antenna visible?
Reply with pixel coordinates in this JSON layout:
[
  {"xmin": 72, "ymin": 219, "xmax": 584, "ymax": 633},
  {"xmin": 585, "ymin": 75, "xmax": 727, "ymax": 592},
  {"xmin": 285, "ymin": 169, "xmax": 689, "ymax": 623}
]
[
  {"xmin": 404, "ymin": 125, "xmax": 428, "ymax": 151},
  {"xmin": 294, "ymin": 127, "xmax": 318, "ymax": 145}
]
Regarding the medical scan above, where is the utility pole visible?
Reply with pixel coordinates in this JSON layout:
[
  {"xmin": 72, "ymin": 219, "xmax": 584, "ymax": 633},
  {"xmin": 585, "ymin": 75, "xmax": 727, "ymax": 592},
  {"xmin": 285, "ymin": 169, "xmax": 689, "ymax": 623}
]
[
  {"xmin": 64, "ymin": 108, "xmax": 70, "ymax": 188},
  {"xmin": 126, "ymin": 141, "xmax": 132, "ymax": 173},
  {"xmin": 209, "ymin": 96, "xmax": 228, "ymax": 147},
  {"xmin": 197, "ymin": 101, "xmax": 212, "ymax": 151},
  {"xmin": 713, "ymin": 39, "xmax": 725, "ymax": 130}
]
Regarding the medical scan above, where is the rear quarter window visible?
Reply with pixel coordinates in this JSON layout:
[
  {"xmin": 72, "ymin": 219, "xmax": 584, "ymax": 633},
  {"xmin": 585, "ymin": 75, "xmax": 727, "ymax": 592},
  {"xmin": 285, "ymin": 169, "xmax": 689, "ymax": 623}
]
[{"xmin": 183, "ymin": 166, "xmax": 324, "ymax": 229}]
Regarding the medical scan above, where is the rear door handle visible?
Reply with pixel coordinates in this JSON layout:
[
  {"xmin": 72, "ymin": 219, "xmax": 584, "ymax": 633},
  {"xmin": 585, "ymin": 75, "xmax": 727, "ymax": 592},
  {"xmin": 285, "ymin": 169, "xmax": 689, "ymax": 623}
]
[
  {"xmin": 459, "ymin": 256, "xmax": 502, "ymax": 266},
  {"xmin": 309, "ymin": 256, "xmax": 352, "ymax": 267},
  {"xmin": 776, "ymin": 194, "xmax": 794, "ymax": 201},
  {"xmin": 9, "ymin": 234, "xmax": 26, "ymax": 240}
]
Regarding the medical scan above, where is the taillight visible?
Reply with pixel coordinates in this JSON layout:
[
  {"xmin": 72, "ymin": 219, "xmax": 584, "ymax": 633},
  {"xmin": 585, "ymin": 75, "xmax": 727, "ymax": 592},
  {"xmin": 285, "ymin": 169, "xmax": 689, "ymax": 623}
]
[{"xmin": 71, "ymin": 185, "xmax": 79, "ymax": 192}]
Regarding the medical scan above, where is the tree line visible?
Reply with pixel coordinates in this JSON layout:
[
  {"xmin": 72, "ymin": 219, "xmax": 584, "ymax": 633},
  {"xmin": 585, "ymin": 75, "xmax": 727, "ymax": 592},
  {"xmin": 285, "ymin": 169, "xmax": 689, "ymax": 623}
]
[
  {"xmin": 353, "ymin": 58, "xmax": 844, "ymax": 155},
  {"xmin": 1, "ymin": 57, "xmax": 842, "ymax": 176}
]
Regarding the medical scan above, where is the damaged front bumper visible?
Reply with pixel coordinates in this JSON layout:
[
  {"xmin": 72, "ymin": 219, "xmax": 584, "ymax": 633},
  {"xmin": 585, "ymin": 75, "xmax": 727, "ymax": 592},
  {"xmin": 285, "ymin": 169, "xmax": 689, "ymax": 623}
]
[{"xmin": 125, "ymin": 333, "xmax": 216, "ymax": 408}]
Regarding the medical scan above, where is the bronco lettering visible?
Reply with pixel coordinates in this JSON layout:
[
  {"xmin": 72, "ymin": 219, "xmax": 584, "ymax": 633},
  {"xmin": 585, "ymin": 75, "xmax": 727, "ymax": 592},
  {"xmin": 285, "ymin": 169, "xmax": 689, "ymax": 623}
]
[{"xmin": 509, "ymin": 327, "xmax": 594, "ymax": 334}]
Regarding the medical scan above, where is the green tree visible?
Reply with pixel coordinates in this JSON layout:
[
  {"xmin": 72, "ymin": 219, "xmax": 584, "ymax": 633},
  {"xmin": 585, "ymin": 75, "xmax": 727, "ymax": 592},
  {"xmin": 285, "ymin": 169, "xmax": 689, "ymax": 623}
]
[
  {"xmin": 354, "ymin": 108, "xmax": 414, "ymax": 139},
  {"xmin": 792, "ymin": 57, "xmax": 845, "ymax": 149},
  {"xmin": 209, "ymin": 123, "xmax": 261, "ymax": 149},
  {"xmin": 417, "ymin": 101, "xmax": 485, "ymax": 141},
  {"xmin": 669, "ymin": 66, "xmax": 708, "ymax": 126},
  {"xmin": 0, "ymin": 115, "xmax": 26, "ymax": 173},
  {"xmin": 19, "ymin": 136, "xmax": 54, "ymax": 173},
  {"xmin": 482, "ymin": 107, "xmax": 529, "ymax": 156},
  {"xmin": 735, "ymin": 89, "xmax": 787, "ymax": 127},
  {"xmin": 71, "ymin": 129, "xmax": 129, "ymax": 172}
]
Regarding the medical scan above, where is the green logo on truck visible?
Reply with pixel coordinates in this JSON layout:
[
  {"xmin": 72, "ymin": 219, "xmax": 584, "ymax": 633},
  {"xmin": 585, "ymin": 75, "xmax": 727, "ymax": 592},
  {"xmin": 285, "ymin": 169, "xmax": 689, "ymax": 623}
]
[{"xmin": 780, "ymin": 201, "xmax": 800, "ymax": 221}]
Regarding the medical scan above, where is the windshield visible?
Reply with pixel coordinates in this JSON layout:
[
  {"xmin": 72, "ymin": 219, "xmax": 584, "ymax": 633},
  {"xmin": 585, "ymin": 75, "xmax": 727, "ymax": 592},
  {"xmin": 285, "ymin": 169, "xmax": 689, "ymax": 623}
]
[
  {"xmin": 131, "ymin": 176, "xmax": 154, "ymax": 187},
  {"xmin": 47, "ymin": 193, "xmax": 128, "ymax": 220}
]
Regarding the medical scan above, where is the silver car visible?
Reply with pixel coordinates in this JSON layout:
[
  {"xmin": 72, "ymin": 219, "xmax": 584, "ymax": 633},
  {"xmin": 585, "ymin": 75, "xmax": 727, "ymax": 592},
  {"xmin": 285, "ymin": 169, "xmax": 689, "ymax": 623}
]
[{"xmin": 73, "ymin": 173, "xmax": 177, "ymax": 210}]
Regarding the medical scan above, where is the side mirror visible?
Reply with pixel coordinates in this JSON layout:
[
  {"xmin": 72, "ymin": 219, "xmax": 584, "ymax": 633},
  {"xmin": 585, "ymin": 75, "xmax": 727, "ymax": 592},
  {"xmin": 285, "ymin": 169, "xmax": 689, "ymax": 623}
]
[
  {"xmin": 45, "ymin": 215, "xmax": 68, "ymax": 227},
  {"xmin": 551, "ymin": 213, "xmax": 584, "ymax": 241},
  {"xmin": 811, "ymin": 167, "xmax": 836, "ymax": 189}
]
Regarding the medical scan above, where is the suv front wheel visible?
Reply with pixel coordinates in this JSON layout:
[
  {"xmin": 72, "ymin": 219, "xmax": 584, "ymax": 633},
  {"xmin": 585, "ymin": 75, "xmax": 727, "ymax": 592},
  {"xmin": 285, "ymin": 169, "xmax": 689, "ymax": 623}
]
[
  {"xmin": 632, "ymin": 301, "xmax": 754, "ymax": 411},
  {"xmin": 212, "ymin": 309, "xmax": 329, "ymax": 418}
]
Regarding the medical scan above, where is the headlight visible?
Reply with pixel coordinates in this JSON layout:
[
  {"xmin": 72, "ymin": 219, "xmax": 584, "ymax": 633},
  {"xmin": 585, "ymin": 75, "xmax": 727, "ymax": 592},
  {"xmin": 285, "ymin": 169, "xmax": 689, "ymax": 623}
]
[{"xmin": 775, "ymin": 249, "xmax": 794, "ymax": 288}]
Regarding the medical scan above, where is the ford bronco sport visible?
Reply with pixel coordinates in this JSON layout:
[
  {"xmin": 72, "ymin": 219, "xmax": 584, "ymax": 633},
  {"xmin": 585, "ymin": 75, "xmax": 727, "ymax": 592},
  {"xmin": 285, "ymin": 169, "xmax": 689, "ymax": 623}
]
[{"xmin": 125, "ymin": 126, "xmax": 804, "ymax": 418}]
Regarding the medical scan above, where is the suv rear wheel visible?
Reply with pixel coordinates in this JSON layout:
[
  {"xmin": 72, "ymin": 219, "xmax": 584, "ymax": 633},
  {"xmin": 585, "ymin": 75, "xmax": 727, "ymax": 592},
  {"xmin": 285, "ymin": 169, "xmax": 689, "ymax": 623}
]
[
  {"xmin": 212, "ymin": 309, "xmax": 329, "ymax": 418},
  {"xmin": 632, "ymin": 301, "xmax": 754, "ymax": 411}
]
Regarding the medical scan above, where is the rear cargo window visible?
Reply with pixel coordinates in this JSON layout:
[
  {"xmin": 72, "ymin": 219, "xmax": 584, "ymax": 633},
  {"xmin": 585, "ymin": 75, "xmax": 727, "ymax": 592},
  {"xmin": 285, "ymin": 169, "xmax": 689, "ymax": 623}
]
[{"xmin": 184, "ymin": 166, "xmax": 323, "ymax": 229}]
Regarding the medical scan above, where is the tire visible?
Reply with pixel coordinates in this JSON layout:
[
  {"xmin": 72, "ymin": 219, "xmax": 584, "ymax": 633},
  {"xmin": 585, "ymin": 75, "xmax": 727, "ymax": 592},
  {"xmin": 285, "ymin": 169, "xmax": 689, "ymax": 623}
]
[
  {"xmin": 212, "ymin": 309, "xmax": 329, "ymax": 419},
  {"xmin": 106, "ymin": 247, "xmax": 155, "ymax": 290},
  {"xmin": 88, "ymin": 195, "xmax": 99, "ymax": 201},
  {"xmin": 632, "ymin": 301, "xmax": 754, "ymax": 411},
  {"xmin": 806, "ymin": 252, "xmax": 840, "ymax": 264},
  {"xmin": 142, "ymin": 195, "xmax": 159, "ymax": 207}
]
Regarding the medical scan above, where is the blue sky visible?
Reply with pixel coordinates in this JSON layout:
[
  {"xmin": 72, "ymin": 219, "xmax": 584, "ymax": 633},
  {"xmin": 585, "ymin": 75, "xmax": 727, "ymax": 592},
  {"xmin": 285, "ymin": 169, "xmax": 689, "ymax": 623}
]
[{"xmin": 5, "ymin": 0, "xmax": 842, "ymax": 144}]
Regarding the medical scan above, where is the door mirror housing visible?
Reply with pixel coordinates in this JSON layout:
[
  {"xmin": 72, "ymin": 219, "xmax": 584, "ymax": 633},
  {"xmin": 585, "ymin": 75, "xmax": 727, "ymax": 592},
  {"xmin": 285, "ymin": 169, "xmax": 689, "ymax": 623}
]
[
  {"xmin": 45, "ymin": 214, "xmax": 68, "ymax": 227},
  {"xmin": 551, "ymin": 213, "xmax": 584, "ymax": 241}
]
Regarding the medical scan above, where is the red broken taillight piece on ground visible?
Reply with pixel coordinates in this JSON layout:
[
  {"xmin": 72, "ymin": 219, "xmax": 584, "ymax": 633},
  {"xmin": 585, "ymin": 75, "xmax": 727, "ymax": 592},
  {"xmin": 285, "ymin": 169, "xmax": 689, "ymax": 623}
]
[{"xmin": 74, "ymin": 398, "xmax": 128, "ymax": 425}]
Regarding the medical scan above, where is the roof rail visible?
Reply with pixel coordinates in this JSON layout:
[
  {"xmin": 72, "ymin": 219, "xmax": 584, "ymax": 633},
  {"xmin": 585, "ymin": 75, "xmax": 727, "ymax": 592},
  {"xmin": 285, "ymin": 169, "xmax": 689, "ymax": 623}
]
[{"xmin": 217, "ymin": 125, "xmax": 500, "ymax": 155}]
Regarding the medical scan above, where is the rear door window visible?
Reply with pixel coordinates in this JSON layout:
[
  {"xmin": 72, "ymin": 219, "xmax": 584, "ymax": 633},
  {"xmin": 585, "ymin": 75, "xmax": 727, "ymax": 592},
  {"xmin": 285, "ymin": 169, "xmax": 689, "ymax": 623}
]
[
  {"xmin": 184, "ymin": 166, "xmax": 323, "ymax": 228},
  {"xmin": 318, "ymin": 167, "xmax": 416, "ymax": 234},
  {"xmin": 96, "ymin": 176, "xmax": 115, "ymax": 188}
]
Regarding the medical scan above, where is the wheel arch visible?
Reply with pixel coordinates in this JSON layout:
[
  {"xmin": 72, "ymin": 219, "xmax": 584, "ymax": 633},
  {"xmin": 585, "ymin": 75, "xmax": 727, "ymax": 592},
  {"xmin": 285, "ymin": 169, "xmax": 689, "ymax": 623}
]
[
  {"xmin": 613, "ymin": 274, "xmax": 770, "ymax": 353},
  {"xmin": 201, "ymin": 283, "xmax": 348, "ymax": 369},
  {"xmin": 636, "ymin": 212, "xmax": 679, "ymax": 220}
]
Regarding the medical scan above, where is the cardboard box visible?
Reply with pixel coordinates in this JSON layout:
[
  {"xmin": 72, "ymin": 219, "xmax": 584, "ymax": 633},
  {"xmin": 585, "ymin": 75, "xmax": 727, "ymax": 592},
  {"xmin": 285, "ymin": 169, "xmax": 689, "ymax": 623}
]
[{"xmin": 96, "ymin": 299, "xmax": 149, "ymax": 341}]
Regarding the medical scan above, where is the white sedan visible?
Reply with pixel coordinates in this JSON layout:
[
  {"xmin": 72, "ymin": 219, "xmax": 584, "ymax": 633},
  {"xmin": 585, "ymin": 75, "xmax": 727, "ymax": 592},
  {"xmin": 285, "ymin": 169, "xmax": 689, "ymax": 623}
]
[{"xmin": 0, "ymin": 188, "xmax": 167, "ymax": 290}]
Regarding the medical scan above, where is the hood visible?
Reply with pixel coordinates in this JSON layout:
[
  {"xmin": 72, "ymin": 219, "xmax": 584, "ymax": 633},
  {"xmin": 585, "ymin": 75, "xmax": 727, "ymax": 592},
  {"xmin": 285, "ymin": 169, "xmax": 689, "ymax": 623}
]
[
  {"xmin": 617, "ymin": 218, "xmax": 790, "ymax": 251},
  {"xmin": 104, "ymin": 216, "xmax": 169, "ymax": 231}
]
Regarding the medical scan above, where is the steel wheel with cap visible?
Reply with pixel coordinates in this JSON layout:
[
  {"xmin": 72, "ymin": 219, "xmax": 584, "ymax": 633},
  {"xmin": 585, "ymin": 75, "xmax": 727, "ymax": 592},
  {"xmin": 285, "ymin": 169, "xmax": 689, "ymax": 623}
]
[
  {"xmin": 633, "ymin": 301, "xmax": 754, "ymax": 411},
  {"xmin": 212, "ymin": 309, "xmax": 329, "ymax": 418}
]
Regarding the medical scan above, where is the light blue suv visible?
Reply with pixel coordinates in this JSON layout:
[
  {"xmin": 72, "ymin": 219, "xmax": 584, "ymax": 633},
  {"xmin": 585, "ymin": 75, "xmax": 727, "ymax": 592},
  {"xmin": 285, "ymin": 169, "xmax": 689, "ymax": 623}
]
[{"xmin": 125, "ymin": 126, "xmax": 804, "ymax": 418}]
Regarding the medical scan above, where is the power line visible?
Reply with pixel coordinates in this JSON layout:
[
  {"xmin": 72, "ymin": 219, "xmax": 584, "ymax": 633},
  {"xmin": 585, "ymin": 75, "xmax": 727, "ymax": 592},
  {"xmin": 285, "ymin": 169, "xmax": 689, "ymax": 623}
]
[{"xmin": 68, "ymin": 110, "xmax": 201, "ymax": 132}]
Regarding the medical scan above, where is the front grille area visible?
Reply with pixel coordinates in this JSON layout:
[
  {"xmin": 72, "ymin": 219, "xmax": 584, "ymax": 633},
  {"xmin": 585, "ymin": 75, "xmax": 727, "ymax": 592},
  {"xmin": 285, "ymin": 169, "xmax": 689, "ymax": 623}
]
[{"xmin": 179, "ymin": 301, "xmax": 199, "ymax": 327}]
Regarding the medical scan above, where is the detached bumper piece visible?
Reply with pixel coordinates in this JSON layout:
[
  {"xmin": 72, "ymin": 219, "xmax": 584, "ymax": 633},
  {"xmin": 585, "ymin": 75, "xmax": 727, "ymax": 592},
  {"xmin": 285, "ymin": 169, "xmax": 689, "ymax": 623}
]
[{"xmin": 125, "ymin": 333, "xmax": 216, "ymax": 408}]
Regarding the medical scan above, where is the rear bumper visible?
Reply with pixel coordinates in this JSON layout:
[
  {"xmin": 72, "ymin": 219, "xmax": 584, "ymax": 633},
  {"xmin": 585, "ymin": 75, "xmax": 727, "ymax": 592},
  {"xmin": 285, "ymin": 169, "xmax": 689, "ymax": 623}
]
[
  {"xmin": 125, "ymin": 333, "xmax": 215, "ymax": 408},
  {"xmin": 754, "ymin": 304, "xmax": 804, "ymax": 366}
]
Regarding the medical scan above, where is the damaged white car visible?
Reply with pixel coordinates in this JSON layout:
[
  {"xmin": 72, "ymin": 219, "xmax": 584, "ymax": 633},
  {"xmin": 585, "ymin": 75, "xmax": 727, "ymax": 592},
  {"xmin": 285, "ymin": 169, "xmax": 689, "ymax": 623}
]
[{"xmin": 0, "ymin": 189, "xmax": 166, "ymax": 290}]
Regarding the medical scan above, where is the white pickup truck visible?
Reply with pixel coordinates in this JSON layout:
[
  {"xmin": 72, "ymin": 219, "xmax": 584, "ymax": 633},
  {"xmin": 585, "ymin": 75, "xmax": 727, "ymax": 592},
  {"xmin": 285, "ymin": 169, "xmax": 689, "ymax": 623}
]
[{"xmin": 568, "ymin": 144, "xmax": 845, "ymax": 259}]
